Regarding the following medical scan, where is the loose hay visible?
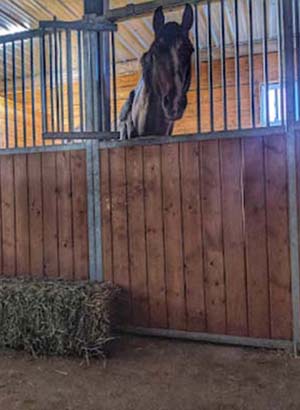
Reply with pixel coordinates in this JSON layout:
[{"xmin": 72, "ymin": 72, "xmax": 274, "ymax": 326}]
[{"xmin": 0, "ymin": 278, "xmax": 120, "ymax": 359}]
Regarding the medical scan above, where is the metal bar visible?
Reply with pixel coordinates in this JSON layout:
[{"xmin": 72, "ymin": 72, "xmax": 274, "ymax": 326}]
[
  {"xmin": 295, "ymin": 0, "xmax": 300, "ymax": 120},
  {"xmin": 77, "ymin": 30, "xmax": 84, "ymax": 132},
  {"xmin": 277, "ymin": 0, "xmax": 284, "ymax": 124},
  {"xmin": 101, "ymin": 30, "xmax": 111, "ymax": 131},
  {"xmin": 54, "ymin": 28, "xmax": 60, "ymax": 132},
  {"xmin": 21, "ymin": 39, "xmax": 27, "ymax": 147},
  {"xmin": 97, "ymin": 126, "xmax": 286, "ymax": 149},
  {"xmin": 48, "ymin": 33, "xmax": 55, "ymax": 134},
  {"xmin": 207, "ymin": 0, "xmax": 214, "ymax": 131},
  {"xmin": 0, "ymin": 143, "xmax": 87, "ymax": 155},
  {"xmin": 263, "ymin": 0, "xmax": 269, "ymax": 127},
  {"xmin": 282, "ymin": 0, "xmax": 300, "ymax": 356},
  {"xmin": 248, "ymin": 0, "xmax": 255, "ymax": 127},
  {"xmin": 12, "ymin": 41, "xmax": 18, "ymax": 147},
  {"xmin": 39, "ymin": 31, "xmax": 48, "ymax": 136},
  {"xmin": 3, "ymin": 43, "xmax": 9, "ymax": 148},
  {"xmin": 0, "ymin": 29, "xmax": 40, "ymax": 44},
  {"xmin": 39, "ymin": 20, "xmax": 117, "ymax": 32},
  {"xmin": 220, "ymin": 0, "xmax": 227, "ymax": 130},
  {"xmin": 120, "ymin": 327, "xmax": 293, "ymax": 351},
  {"xmin": 90, "ymin": 32, "xmax": 99, "ymax": 132},
  {"xmin": 30, "ymin": 37, "xmax": 36, "ymax": 146},
  {"xmin": 111, "ymin": 31, "xmax": 117, "ymax": 132},
  {"xmin": 234, "ymin": 0, "xmax": 241, "ymax": 129},
  {"xmin": 66, "ymin": 29, "xmax": 74, "ymax": 132},
  {"xmin": 194, "ymin": 4, "xmax": 201, "ymax": 133},
  {"xmin": 43, "ymin": 131, "xmax": 120, "ymax": 139},
  {"xmin": 59, "ymin": 31, "xmax": 64, "ymax": 132}
]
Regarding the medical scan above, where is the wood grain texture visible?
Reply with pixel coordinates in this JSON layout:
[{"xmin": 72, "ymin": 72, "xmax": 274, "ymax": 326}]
[
  {"xmin": 14, "ymin": 154, "xmax": 30, "ymax": 276},
  {"xmin": 28, "ymin": 153, "xmax": 43, "ymax": 276},
  {"xmin": 70, "ymin": 150, "xmax": 89, "ymax": 280},
  {"xmin": 161, "ymin": 143, "xmax": 186, "ymax": 330},
  {"xmin": 243, "ymin": 137, "xmax": 270, "ymax": 339},
  {"xmin": 126, "ymin": 146, "xmax": 149, "ymax": 326},
  {"xmin": 1, "ymin": 155, "xmax": 16, "ymax": 276},
  {"xmin": 264, "ymin": 134, "xmax": 292, "ymax": 340},
  {"xmin": 56, "ymin": 151, "xmax": 74, "ymax": 279},
  {"xmin": 220, "ymin": 139, "xmax": 248, "ymax": 336},
  {"xmin": 100, "ymin": 149, "xmax": 113, "ymax": 282},
  {"xmin": 42, "ymin": 152, "xmax": 59, "ymax": 277},
  {"xmin": 201, "ymin": 140, "xmax": 226, "ymax": 334},
  {"xmin": 179, "ymin": 142, "xmax": 205, "ymax": 331},
  {"xmin": 143, "ymin": 145, "xmax": 168, "ymax": 328}
]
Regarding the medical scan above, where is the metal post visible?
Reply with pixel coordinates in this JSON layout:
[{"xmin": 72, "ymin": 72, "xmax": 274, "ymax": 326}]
[
  {"xmin": 282, "ymin": 0, "xmax": 300, "ymax": 356},
  {"xmin": 83, "ymin": 0, "xmax": 106, "ymax": 282}
]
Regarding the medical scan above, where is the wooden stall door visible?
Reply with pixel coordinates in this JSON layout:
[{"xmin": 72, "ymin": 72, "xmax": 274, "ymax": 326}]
[{"xmin": 100, "ymin": 134, "xmax": 292, "ymax": 340}]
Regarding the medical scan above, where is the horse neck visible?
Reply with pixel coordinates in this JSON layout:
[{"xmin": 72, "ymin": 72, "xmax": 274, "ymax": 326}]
[{"xmin": 134, "ymin": 77, "xmax": 173, "ymax": 137}]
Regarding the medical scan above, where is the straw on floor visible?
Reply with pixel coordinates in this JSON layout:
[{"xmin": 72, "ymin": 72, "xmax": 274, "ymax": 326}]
[{"xmin": 0, "ymin": 278, "xmax": 120, "ymax": 359}]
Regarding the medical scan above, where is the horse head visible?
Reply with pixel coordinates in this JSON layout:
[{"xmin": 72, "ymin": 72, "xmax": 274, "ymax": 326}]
[{"xmin": 141, "ymin": 4, "xmax": 194, "ymax": 122}]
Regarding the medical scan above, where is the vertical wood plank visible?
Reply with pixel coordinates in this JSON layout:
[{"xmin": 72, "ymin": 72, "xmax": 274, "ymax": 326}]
[
  {"xmin": 220, "ymin": 139, "xmax": 248, "ymax": 336},
  {"xmin": 265, "ymin": 134, "xmax": 292, "ymax": 340},
  {"xmin": 126, "ymin": 146, "xmax": 149, "ymax": 326},
  {"xmin": 0, "ymin": 155, "xmax": 16, "ymax": 276},
  {"xmin": 28, "ymin": 153, "xmax": 43, "ymax": 276},
  {"xmin": 243, "ymin": 137, "xmax": 270, "ymax": 338},
  {"xmin": 201, "ymin": 140, "xmax": 226, "ymax": 334},
  {"xmin": 56, "ymin": 151, "xmax": 74, "ymax": 280},
  {"xmin": 42, "ymin": 152, "xmax": 59, "ymax": 277},
  {"xmin": 161, "ymin": 143, "xmax": 186, "ymax": 330},
  {"xmin": 100, "ymin": 149, "xmax": 113, "ymax": 282},
  {"xmin": 143, "ymin": 145, "xmax": 168, "ymax": 328},
  {"xmin": 71, "ymin": 150, "xmax": 89, "ymax": 280},
  {"xmin": 180, "ymin": 142, "xmax": 206, "ymax": 331},
  {"xmin": 14, "ymin": 155, "xmax": 30, "ymax": 276},
  {"xmin": 110, "ymin": 147, "xmax": 131, "ymax": 320}
]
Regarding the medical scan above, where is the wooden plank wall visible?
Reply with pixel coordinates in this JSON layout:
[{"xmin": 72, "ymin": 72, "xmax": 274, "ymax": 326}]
[
  {"xmin": 0, "ymin": 149, "xmax": 89, "ymax": 280},
  {"xmin": 100, "ymin": 133, "xmax": 293, "ymax": 340}
]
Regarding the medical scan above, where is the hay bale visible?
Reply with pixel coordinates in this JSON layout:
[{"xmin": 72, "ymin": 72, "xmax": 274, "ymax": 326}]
[{"xmin": 0, "ymin": 278, "xmax": 120, "ymax": 359}]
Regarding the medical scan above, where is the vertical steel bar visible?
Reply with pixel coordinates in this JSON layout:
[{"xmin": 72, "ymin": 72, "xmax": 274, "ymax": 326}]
[
  {"xmin": 207, "ymin": 0, "xmax": 214, "ymax": 131},
  {"xmin": 262, "ymin": 0, "xmax": 269, "ymax": 127},
  {"xmin": 111, "ymin": 31, "xmax": 117, "ymax": 132},
  {"xmin": 77, "ymin": 30, "xmax": 84, "ymax": 132},
  {"xmin": 39, "ymin": 30, "xmax": 48, "ymax": 138},
  {"xmin": 48, "ymin": 33, "xmax": 55, "ymax": 133},
  {"xmin": 248, "ymin": 0, "xmax": 256, "ymax": 127},
  {"xmin": 100, "ymin": 30, "xmax": 111, "ymax": 131},
  {"xmin": 12, "ymin": 41, "xmax": 18, "ymax": 147},
  {"xmin": 282, "ymin": 0, "xmax": 300, "ymax": 356},
  {"xmin": 54, "ymin": 28, "xmax": 60, "ymax": 132},
  {"xmin": 92, "ymin": 141, "xmax": 103, "ymax": 280},
  {"xmin": 234, "ymin": 0, "xmax": 241, "ymax": 129},
  {"xmin": 3, "ymin": 43, "xmax": 9, "ymax": 148},
  {"xmin": 66, "ymin": 29, "xmax": 74, "ymax": 132},
  {"xmin": 30, "ymin": 37, "xmax": 36, "ymax": 146},
  {"xmin": 86, "ymin": 141, "xmax": 96, "ymax": 279},
  {"xmin": 90, "ymin": 31, "xmax": 98, "ymax": 131},
  {"xmin": 194, "ymin": 4, "xmax": 201, "ymax": 133},
  {"xmin": 294, "ymin": 0, "xmax": 300, "ymax": 121},
  {"xmin": 277, "ymin": 0, "xmax": 284, "ymax": 124},
  {"xmin": 59, "ymin": 31, "xmax": 64, "ymax": 132},
  {"xmin": 21, "ymin": 39, "xmax": 27, "ymax": 147},
  {"xmin": 220, "ymin": 0, "xmax": 227, "ymax": 130}
]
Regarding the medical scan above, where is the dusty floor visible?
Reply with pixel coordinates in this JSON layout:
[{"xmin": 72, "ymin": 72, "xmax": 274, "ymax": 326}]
[{"xmin": 0, "ymin": 336, "xmax": 299, "ymax": 410}]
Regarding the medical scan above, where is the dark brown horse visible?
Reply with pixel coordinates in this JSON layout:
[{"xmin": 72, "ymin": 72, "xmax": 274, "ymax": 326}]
[{"xmin": 119, "ymin": 4, "xmax": 194, "ymax": 139}]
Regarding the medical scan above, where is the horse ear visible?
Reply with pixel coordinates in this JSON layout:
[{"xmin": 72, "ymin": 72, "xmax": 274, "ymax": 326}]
[
  {"xmin": 153, "ymin": 6, "xmax": 165, "ymax": 36},
  {"xmin": 181, "ymin": 4, "xmax": 193, "ymax": 32}
]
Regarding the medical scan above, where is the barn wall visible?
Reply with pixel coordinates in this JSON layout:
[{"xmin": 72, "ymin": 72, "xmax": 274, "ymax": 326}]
[
  {"xmin": 0, "ymin": 52, "xmax": 279, "ymax": 147},
  {"xmin": 100, "ymin": 132, "xmax": 293, "ymax": 340},
  {"xmin": 0, "ymin": 149, "xmax": 89, "ymax": 279}
]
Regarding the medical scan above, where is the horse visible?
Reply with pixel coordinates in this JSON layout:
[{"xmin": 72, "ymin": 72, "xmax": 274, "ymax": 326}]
[{"xmin": 119, "ymin": 4, "xmax": 194, "ymax": 139}]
